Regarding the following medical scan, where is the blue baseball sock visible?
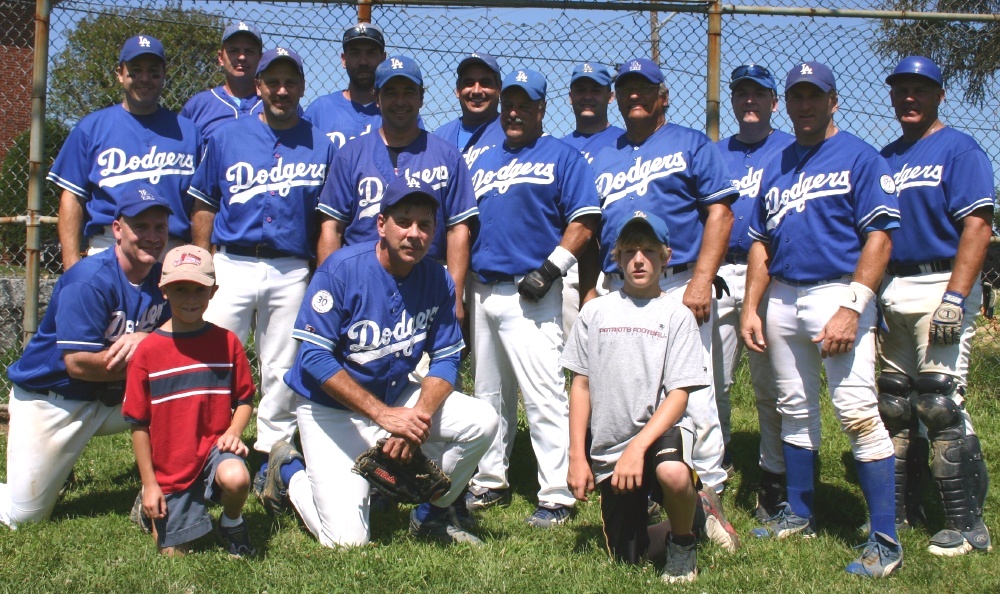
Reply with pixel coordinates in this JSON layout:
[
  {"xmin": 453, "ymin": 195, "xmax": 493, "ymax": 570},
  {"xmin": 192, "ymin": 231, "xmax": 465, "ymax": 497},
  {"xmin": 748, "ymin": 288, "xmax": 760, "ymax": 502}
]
[
  {"xmin": 855, "ymin": 455, "xmax": 897, "ymax": 542},
  {"xmin": 413, "ymin": 502, "xmax": 447, "ymax": 523},
  {"xmin": 279, "ymin": 459, "xmax": 305, "ymax": 486},
  {"xmin": 783, "ymin": 443, "xmax": 817, "ymax": 519},
  {"xmin": 258, "ymin": 455, "xmax": 270, "ymax": 477}
]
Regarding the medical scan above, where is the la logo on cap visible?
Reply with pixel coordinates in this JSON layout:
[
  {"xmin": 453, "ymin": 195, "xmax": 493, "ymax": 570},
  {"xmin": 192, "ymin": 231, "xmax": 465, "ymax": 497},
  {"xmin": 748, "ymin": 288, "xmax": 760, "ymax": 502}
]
[
  {"xmin": 800, "ymin": 63, "xmax": 813, "ymax": 75},
  {"xmin": 629, "ymin": 60, "xmax": 641, "ymax": 71},
  {"xmin": 391, "ymin": 58, "xmax": 404, "ymax": 69},
  {"xmin": 238, "ymin": 22, "xmax": 248, "ymax": 30},
  {"xmin": 357, "ymin": 24, "xmax": 367, "ymax": 33},
  {"xmin": 471, "ymin": 52, "xmax": 480, "ymax": 58},
  {"xmin": 583, "ymin": 63, "xmax": 594, "ymax": 73},
  {"xmin": 406, "ymin": 177, "xmax": 421, "ymax": 189},
  {"xmin": 633, "ymin": 210, "xmax": 647, "ymax": 218},
  {"xmin": 139, "ymin": 189, "xmax": 155, "ymax": 201},
  {"xmin": 516, "ymin": 71, "xmax": 528, "ymax": 82},
  {"xmin": 139, "ymin": 36, "xmax": 151, "ymax": 48},
  {"xmin": 276, "ymin": 48, "xmax": 289, "ymax": 56}
]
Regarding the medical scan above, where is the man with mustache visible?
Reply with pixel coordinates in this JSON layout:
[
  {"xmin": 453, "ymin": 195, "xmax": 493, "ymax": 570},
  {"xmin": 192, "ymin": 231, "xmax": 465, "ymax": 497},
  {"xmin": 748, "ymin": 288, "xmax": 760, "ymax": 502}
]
[
  {"xmin": 48, "ymin": 35, "xmax": 199, "ymax": 271},
  {"xmin": 188, "ymin": 48, "xmax": 337, "ymax": 512},
  {"xmin": 464, "ymin": 68, "xmax": 601, "ymax": 527}
]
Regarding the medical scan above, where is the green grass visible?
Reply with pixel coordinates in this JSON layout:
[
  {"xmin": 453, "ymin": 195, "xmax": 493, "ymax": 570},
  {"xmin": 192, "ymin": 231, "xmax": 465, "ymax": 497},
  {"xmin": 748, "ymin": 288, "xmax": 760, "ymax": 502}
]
[{"xmin": 1, "ymin": 357, "xmax": 998, "ymax": 593}]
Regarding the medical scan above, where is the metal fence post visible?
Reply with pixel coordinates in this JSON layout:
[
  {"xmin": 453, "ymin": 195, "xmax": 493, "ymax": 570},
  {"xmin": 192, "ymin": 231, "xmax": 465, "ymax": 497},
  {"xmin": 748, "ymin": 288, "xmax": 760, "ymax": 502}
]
[{"xmin": 24, "ymin": 0, "xmax": 50, "ymax": 346}]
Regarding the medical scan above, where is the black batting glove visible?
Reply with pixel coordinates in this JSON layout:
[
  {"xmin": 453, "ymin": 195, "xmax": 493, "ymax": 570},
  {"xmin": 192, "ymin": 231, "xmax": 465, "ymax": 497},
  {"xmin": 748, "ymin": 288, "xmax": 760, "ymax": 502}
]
[{"xmin": 518, "ymin": 260, "xmax": 562, "ymax": 302}]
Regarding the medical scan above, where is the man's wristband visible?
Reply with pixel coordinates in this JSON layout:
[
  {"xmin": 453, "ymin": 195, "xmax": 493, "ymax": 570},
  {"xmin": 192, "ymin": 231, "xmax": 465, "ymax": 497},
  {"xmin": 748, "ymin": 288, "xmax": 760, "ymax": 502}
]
[
  {"xmin": 942, "ymin": 291, "xmax": 965, "ymax": 307},
  {"xmin": 842, "ymin": 281, "xmax": 875, "ymax": 314},
  {"xmin": 547, "ymin": 246, "xmax": 577, "ymax": 276}
]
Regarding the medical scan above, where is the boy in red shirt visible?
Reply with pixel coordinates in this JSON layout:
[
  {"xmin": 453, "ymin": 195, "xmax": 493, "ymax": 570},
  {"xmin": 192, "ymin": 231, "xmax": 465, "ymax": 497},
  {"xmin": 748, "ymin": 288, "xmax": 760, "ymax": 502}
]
[{"xmin": 124, "ymin": 245, "xmax": 256, "ymax": 557}]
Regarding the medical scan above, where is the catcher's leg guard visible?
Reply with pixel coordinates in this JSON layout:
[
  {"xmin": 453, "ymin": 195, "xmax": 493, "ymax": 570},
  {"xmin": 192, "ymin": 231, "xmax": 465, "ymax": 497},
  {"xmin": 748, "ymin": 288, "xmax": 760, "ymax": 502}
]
[
  {"xmin": 876, "ymin": 373, "xmax": 916, "ymax": 526},
  {"xmin": 915, "ymin": 374, "xmax": 991, "ymax": 553}
]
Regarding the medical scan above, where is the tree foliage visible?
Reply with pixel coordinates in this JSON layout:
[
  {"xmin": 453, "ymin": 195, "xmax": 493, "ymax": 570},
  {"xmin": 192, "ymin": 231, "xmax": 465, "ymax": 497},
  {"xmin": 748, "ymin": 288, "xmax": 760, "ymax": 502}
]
[
  {"xmin": 49, "ymin": 5, "xmax": 224, "ymax": 124},
  {"xmin": 873, "ymin": 0, "xmax": 1000, "ymax": 106}
]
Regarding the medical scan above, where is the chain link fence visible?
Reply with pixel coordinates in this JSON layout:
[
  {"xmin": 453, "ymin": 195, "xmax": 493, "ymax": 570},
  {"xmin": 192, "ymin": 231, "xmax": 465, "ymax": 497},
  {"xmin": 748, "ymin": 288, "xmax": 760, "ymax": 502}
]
[{"xmin": 1, "ymin": 0, "xmax": 998, "ymax": 401}]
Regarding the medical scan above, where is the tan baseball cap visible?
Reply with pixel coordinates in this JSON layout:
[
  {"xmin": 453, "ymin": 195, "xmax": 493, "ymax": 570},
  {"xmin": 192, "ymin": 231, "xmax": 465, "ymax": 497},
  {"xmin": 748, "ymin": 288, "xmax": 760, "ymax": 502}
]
[{"xmin": 160, "ymin": 245, "xmax": 215, "ymax": 288}]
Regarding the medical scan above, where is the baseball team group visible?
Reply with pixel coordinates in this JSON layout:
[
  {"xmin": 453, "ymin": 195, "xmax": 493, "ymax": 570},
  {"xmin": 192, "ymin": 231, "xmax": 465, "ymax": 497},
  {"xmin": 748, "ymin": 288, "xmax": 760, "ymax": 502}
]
[{"xmin": 0, "ymin": 16, "xmax": 993, "ymax": 583}]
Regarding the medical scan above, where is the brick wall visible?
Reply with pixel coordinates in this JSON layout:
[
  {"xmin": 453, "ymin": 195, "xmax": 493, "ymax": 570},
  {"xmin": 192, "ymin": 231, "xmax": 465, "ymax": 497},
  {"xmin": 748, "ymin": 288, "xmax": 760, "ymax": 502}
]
[{"xmin": 0, "ymin": 0, "xmax": 35, "ymax": 162}]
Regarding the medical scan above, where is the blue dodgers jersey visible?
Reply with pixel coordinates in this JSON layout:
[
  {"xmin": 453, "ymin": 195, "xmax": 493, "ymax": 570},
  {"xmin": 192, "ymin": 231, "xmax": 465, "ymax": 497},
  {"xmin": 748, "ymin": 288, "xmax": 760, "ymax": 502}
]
[
  {"xmin": 434, "ymin": 115, "xmax": 507, "ymax": 158},
  {"xmin": 47, "ymin": 105, "xmax": 200, "ymax": 240},
  {"xmin": 716, "ymin": 130, "xmax": 795, "ymax": 254},
  {"xmin": 881, "ymin": 127, "xmax": 995, "ymax": 265},
  {"xmin": 180, "ymin": 86, "xmax": 263, "ymax": 147},
  {"xmin": 303, "ymin": 92, "xmax": 381, "ymax": 150},
  {"xmin": 560, "ymin": 125, "xmax": 625, "ymax": 164},
  {"xmin": 748, "ymin": 131, "xmax": 901, "ymax": 283},
  {"xmin": 317, "ymin": 131, "xmax": 478, "ymax": 261},
  {"xmin": 285, "ymin": 241, "xmax": 464, "ymax": 409},
  {"xmin": 592, "ymin": 123, "xmax": 738, "ymax": 272},
  {"xmin": 188, "ymin": 117, "xmax": 336, "ymax": 260},
  {"xmin": 7, "ymin": 249, "xmax": 169, "ymax": 399},
  {"xmin": 469, "ymin": 135, "xmax": 602, "ymax": 282}
]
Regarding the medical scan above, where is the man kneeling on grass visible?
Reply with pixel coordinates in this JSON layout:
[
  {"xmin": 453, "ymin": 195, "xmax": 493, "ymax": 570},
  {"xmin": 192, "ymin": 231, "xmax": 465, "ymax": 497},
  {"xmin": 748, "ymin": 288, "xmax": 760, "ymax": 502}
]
[
  {"xmin": 563, "ymin": 211, "xmax": 709, "ymax": 583},
  {"xmin": 124, "ymin": 245, "xmax": 256, "ymax": 557}
]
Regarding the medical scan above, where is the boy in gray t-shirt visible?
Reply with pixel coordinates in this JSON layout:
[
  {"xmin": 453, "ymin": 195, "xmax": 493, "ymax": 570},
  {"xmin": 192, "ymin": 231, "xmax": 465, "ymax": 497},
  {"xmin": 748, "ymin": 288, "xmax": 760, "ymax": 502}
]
[{"xmin": 562, "ymin": 210, "xmax": 709, "ymax": 584}]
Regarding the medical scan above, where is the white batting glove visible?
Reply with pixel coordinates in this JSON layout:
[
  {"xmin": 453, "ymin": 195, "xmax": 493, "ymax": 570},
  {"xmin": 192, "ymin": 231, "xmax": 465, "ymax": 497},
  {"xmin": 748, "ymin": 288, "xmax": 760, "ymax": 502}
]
[{"xmin": 930, "ymin": 291, "xmax": 964, "ymax": 345}]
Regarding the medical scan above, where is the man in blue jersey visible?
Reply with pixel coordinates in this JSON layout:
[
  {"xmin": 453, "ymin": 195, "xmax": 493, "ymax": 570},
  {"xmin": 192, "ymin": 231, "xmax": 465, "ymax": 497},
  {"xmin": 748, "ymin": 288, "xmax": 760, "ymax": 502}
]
[
  {"xmin": 261, "ymin": 177, "xmax": 498, "ymax": 548},
  {"xmin": 434, "ymin": 51, "xmax": 505, "ymax": 159},
  {"xmin": 559, "ymin": 61, "xmax": 623, "ymax": 340},
  {"xmin": 464, "ymin": 68, "xmax": 601, "ymax": 527},
  {"xmin": 741, "ymin": 61, "xmax": 903, "ymax": 577},
  {"xmin": 1, "ymin": 189, "xmax": 172, "ymax": 528},
  {"xmin": 49, "ymin": 35, "xmax": 199, "ymax": 270},
  {"xmin": 316, "ymin": 56, "xmax": 477, "ymax": 328},
  {"xmin": 304, "ymin": 23, "xmax": 387, "ymax": 149},
  {"xmin": 714, "ymin": 63, "xmax": 794, "ymax": 521},
  {"xmin": 181, "ymin": 21, "xmax": 264, "ymax": 146},
  {"xmin": 188, "ymin": 47, "xmax": 337, "ymax": 510},
  {"xmin": 876, "ymin": 56, "xmax": 993, "ymax": 557}
]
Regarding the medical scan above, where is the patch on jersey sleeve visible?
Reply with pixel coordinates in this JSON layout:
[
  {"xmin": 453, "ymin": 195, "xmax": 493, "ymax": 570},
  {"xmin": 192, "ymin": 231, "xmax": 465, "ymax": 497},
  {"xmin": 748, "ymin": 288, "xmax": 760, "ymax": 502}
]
[
  {"xmin": 311, "ymin": 290, "xmax": 334, "ymax": 313},
  {"xmin": 879, "ymin": 174, "xmax": 896, "ymax": 194}
]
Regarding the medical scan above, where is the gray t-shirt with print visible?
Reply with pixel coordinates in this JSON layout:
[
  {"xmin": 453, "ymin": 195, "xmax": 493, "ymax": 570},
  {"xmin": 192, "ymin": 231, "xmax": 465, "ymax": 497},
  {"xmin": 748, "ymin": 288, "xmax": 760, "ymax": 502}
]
[{"xmin": 560, "ymin": 290, "xmax": 709, "ymax": 483}]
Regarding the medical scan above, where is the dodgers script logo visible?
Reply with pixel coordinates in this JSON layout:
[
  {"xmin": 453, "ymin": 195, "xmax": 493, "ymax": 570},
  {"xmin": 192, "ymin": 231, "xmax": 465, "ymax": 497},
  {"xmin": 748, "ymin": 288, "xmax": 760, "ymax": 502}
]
[
  {"xmin": 97, "ymin": 146, "xmax": 196, "ymax": 188},
  {"xmin": 346, "ymin": 306, "xmax": 440, "ymax": 364},
  {"xmin": 471, "ymin": 158, "xmax": 555, "ymax": 198},
  {"xmin": 464, "ymin": 143, "xmax": 492, "ymax": 168},
  {"xmin": 356, "ymin": 167, "xmax": 449, "ymax": 220},
  {"xmin": 104, "ymin": 302, "xmax": 166, "ymax": 341},
  {"xmin": 326, "ymin": 124, "xmax": 373, "ymax": 149},
  {"xmin": 595, "ymin": 152, "xmax": 687, "ymax": 206},
  {"xmin": 226, "ymin": 158, "xmax": 327, "ymax": 205},
  {"xmin": 893, "ymin": 162, "xmax": 943, "ymax": 191},
  {"xmin": 735, "ymin": 166, "xmax": 764, "ymax": 198},
  {"xmin": 763, "ymin": 170, "xmax": 852, "ymax": 230}
]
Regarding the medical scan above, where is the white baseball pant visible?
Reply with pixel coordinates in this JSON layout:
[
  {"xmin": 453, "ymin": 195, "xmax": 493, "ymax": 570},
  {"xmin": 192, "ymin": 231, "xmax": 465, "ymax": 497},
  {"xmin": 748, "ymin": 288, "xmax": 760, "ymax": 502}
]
[
  {"xmin": 879, "ymin": 271, "xmax": 982, "ymax": 435},
  {"xmin": 607, "ymin": 267, "xmax": 727, "ymax": 491},
  {"xmin": 0, "ymin": 386, "xmax": 130, "ymax": 528},
  {"xmin": 288, "ymin": 387, "xmax": 498, "ymax": 548},
  {"xmin": 469, "ymin": 276, "xmax": 576, "ymax": 507},
  {"xmin": 765, "ymin": 279, "xmax": 894, "ymax": 461},
  {"xmin": 713, "ymin": 262, "xmax": 784, "ymax": 474},
  {"xmin": 203, "ymin": 249, "xmax": 309, "ymax": 454}
]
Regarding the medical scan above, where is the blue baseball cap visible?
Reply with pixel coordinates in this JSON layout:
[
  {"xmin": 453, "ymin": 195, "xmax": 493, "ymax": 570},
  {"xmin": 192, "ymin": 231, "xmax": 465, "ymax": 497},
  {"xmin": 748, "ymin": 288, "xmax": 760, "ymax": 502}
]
[
  {"xmin": 381, "ymin": 177, "xmax": 440, "ymax": 214},
  {"xmin": 256, "ymin": 47, "xmax": 304, "ymax": 77},
  {"xmin": 343, "ymin": 23, "xmax": 385, "ymax": 50},
  {"xmin": 221, "ymin": 21, "xmax": 262, "ymax": 46},
  {"xmin": 785, "ymin": 61, "xmax": 836, "ymax": 93},
  {"xmin": 571, "ymin": 62, "xmax": 612, "ymax": 87},
  {"xmin": 457, "ymin": 52, "xmax": 501, "ymax": 81},
  {"xmin": 616, "ymin": 210, "xmax": 670, "ymax": 247},
  {"xmin": 502, "ymin": 68, "xmax": 547, "ymax": 100},
  {"xmin": 119, "ymin": 35, "xmax": 165, "ymax": 64},
  {"xmin": 115, "ymin": 187, "xmax": 174, "ymax": 219},
  {"xmin": 375, "ymin": 55, "xmax": 423, "ymax": 89},
  {"xmin": 886, "ymin": 55, "xmax": 943, "ymax": 86},
  {"xmin": 615, "ymin": 58, "xmax": 665, "ymax": 85},
  {"xmin": 729, "ymin": 63, "xmax": 777, "ymax": 90}
]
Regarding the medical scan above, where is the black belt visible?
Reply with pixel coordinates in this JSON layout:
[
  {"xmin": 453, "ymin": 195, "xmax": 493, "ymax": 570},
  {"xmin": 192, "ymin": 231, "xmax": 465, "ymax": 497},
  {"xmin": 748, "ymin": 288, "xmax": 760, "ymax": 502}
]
[
  {"xmin": 724, "ymin": 252, "xmax": 748, "ymax": 265},
  {"xmin": 224, "ymin": 244, "xmax": 293, "ymax": 259},
  {"xmin": 887, "ymin": 259, "xmax": 953, "ymax": 277}
]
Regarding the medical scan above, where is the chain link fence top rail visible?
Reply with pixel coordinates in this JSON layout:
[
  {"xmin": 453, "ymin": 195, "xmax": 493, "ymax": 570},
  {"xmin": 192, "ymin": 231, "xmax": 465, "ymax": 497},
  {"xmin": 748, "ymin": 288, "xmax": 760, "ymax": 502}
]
[{"xmin": 0, "ymin": 0, "xmax": 997, "ymax": 401}]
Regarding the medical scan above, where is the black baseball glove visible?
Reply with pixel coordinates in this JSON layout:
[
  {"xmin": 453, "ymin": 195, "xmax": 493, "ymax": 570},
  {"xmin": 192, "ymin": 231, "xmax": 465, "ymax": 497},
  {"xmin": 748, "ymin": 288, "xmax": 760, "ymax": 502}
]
[{"xmin": 352, "ymin": 438, "xmax": 451, "ymax": 504}]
